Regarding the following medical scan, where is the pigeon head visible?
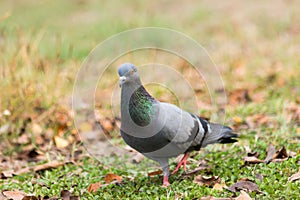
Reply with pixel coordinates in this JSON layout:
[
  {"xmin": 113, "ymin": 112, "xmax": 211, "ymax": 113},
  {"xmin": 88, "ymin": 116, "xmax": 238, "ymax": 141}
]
[{"xmin": 118, "ymin": 63, "xmax": 141, "ymax": 87}]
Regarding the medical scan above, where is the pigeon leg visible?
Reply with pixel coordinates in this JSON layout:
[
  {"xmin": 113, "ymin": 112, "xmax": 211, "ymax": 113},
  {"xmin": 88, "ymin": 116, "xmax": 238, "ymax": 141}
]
[
  {"xmin": 162, "ymin": 174, "xmax": 170, "ymax": 187},
  {"xmin": 159, "ymin": 160, "xmax": 170, "ymax": 187},
  {"xmin": 172, "ymin": 153, "xmax": 189, "ymax": 174}
]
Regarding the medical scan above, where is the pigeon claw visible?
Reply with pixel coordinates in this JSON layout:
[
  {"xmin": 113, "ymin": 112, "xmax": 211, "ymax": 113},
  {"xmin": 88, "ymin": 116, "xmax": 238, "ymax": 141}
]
[{"xmin": 171, "ymin": 153, "xmax": 189, "ymax": 175}]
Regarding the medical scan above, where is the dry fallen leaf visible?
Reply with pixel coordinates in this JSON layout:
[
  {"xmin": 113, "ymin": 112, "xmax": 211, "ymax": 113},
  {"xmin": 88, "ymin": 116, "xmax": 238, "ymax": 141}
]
[
  {"xmin": 78, "ymin": 122, "xmax": 93, "ymax": 132},
  {"xmin": 148, "ymin": 169, "xmax": 163, "ymax": 177},
  {"xmin": 31, "ymin": 123, "xmax": 43, "ymax": 135},
  {"xmin": 16, "ymin": 133, "xmax": 30, "ymax": 144},
  {"xmin": 264, "ymin": 144, "xmax": 276, "ymax": 163},
  {"xmin": 131, "ymin": 153, "xmax": 144, "ymax": 164},
  {"xmin": 33, "ymin": 160, "xmax": 71, "ymax": 172},
  {"xmin": 22, "ymin": 196, "xmax": 39, "ymax": 200},
  {"xmin": 243, "ymin": 156, "xmax": 264, "ymax": 164},
  {"xmin": 229, "ymin": 89, "xmax": 251, "ymax": 105},
  {"xmin": 194, "ymin": 175, "xmax": 220, "ymax": 187},
  {"xmin": 87, "ymin": 182, "xmax": 102, "ymax": 193},
  {"xmin": 181, "ymin": 166, "xmax": 208, "ymax": 177},
  {"xmin": 213, "ymin": 183, "xmax": 226, "ymax": 191},
  {"xmin": 236, "ymin": 190, "xmax": 252, "ymax": 200},
  {"xmin": 60, "ymin": 190, "xmax": 71, "ymax": 200},
  {"xmin": 101, "ymin": 118, "xmax": 114, "ymax": 133},
  {"xmin": 272, "ymin": 146, "xmax": 289, "ymax": 162},
  {"xmin": 1, "ymin": 170, "xmax": 14, "ymax": 178},
  {"xmin": 2, "ymin": 190, "xmax": 27, "ymax": 200},
  {"xmin": 226, "ymin": 180, "xmax": 261, "ymax": 193},
  {"xmin": 245, "ymin": 114, "xmax": 272, "ymax": 129},
  {"xmin": 60, "ymin": 189, "xmax": 79, "ymax": 200},
  {"xmin": 297, "ymin": 127, "xmax": 300, "ymax": 134},
  {"xmin": 274, "ymin": 146, "xmax": 289, "ymax": 158},
  {"xmin": 87, "ymin": 174, "xmax": 123, "ymax": 193},
  {"xmin": 288, "ymin": 170, "xmax": 300, "ymax": 182},
  {"xmin": 104, "ymin": 173, "xmax": 122, "ymax": 184},
  {"xmin": 54, "ymin": 135, "xmax": 70, "ymax": 149},
  {"xmin": 233, "ymin": 116, "xmax": 243, "ymax": 124}
]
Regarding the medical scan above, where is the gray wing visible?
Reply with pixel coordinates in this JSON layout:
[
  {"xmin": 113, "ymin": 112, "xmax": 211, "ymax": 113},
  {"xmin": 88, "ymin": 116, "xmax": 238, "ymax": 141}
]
[{"xmin": 150, "ymin": 102, "xmax": 208, "ymax": 155}]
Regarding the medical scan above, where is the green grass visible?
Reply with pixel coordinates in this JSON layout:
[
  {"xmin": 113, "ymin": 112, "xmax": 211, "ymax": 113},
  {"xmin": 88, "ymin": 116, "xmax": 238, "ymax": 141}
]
[
  {"xmin": 0, "ymin": 0, "xmax": 300, "ymax": 199},
  {"xmin": 1, "ymin": 149, "xmax": 299, "ymax": 199}
]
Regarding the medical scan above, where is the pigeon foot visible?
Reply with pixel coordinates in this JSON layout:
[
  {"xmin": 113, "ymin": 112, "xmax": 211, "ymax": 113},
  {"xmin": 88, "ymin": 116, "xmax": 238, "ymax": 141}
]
[{"xmin": 172, "ymin": 153, "xmax": 189, "ymax": 174}]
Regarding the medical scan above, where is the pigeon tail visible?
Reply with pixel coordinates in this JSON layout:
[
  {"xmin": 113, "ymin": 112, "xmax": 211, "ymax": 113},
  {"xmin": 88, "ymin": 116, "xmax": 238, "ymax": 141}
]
[{"xmin": 202, "ymin": 123, "xmax": 238, "ymax": 146}]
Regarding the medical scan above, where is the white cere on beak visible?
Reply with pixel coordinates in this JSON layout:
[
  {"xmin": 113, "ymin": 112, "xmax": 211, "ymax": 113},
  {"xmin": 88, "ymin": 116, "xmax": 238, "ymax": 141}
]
[{"xmin": 119, "ymin": 76, "xmax": 126, "ymax": 87}]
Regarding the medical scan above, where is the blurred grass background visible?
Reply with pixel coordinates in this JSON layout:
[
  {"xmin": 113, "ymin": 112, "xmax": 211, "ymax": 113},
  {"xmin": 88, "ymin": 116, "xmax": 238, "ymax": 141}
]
[
  {"xmin": 1, "ymin": 0, "xmax": 299, "ymax": 138},
  {"xmin": 0, "ymin": 0, "xmax": 300, "ymax": 198}
]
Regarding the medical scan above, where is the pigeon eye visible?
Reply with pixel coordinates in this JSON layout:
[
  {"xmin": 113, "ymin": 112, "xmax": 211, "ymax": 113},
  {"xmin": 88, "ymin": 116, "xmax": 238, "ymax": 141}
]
[{"xmin": 131, "ymin": 69, "xmax": 135, "ymax": 74}]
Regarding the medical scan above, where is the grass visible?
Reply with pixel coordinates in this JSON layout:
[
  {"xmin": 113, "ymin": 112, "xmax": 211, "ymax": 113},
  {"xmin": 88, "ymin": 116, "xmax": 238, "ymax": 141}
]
[{"xmin": 0, "ymin": 0, "xmax": 300, "ymax": 199}]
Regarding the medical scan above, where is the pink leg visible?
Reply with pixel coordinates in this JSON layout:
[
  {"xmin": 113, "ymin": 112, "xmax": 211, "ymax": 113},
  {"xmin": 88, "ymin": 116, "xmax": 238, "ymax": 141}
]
[
  {"xmin": 162, "ymin": 175, "xmax": 170, "ymax": 187},
  {"xmin": 172, "ymin": 153, "xmax": 189, "ymax": 175}
]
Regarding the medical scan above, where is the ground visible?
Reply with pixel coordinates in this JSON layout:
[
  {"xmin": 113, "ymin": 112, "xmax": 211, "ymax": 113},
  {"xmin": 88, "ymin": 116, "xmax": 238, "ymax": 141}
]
[{"xmin": 0, "ymin": 0, "xmax": 299, "ymax": 199}]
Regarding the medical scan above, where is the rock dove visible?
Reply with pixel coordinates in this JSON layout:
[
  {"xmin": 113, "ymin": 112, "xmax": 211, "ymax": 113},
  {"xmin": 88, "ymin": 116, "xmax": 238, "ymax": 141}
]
[{"xmin": 118, "ymin": 63, "xmax": 238, "ymax": 186}]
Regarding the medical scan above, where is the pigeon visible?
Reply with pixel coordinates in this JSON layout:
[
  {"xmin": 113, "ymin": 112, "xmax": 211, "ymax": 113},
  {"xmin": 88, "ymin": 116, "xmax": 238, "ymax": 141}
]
[{"xmin": 118, "ymin": 63, "xmax": 238, "ymax": 187}]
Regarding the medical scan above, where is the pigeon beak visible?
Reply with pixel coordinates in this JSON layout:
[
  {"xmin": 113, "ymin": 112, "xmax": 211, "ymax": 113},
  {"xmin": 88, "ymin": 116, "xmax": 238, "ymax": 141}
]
[{"xmin": 119, "ymin": 76, "xmax": 126, "ymax": 87}]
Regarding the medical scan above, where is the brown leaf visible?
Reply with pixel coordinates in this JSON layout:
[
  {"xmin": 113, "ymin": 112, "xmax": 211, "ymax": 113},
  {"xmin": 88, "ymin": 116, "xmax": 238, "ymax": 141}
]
[
  {"xmin": 296, "ymin": 97, "xmax": 300, "ymax": 104},
  {"xmin": 27, "ymin": 149, "xmax": 44, "ymax": 160},
  {"xmin": 16, "ymin": 134, "xmax": 30, "ymax": 144},
  {"xmin": 273, "ymin": 146, "xmax": 289, "ymax": 159},
  {"xmin": 236, "ymin": 191, "xmax": 252, "ymax": 200},
  {"xmin": 60, "ymin": 190, "xmax": 79, "ymax": 200},
  {"xmin": 264, "ymin": 144, "xmax": 276, "ymax": 163},
  {"xmin": 251, "ymin": 91, "xmax": 265, "ymax": 103},
  {"xmin": 148, "ymin": 169, "xmax": 162, "ymax": 177},
  {"xmin": 60, "ymin": 190, "xmax": 70, "ymax": 200},
  {"xmin": 247, "ymin": 152, "xmax": 259, "ymax": 157},
  {"xmin": 1, "ymin": 170, "xmax": 14, "ymax": 178},
  {"xmin": 182, "ymin": 166, "xmax": 208, "ymax": 177},
  {"xmin": 245, "ymin": 114, "xmax": 271, "ymax": 129},
  {"xmin": 226, "ymin": 180, "xmax": 261, "ymax": 193},
  {"xmin": 87, "ymin": 182, "xmax": 102, "ymax": 193},
  {"xmin": 229, "ymin": 89, "xmax": 251, "ymax": 105},
  {"xmin": 288, "ymin": 170, "xmax": 300, "ymax": 182},
  {"xmin": 78, "ymin": 122, "xmax": 93, "ymax": 132},
  {"xmin": 22, "ymin": 196, "xmax": 39, "ymax": 200},
  {"xmin": 70, "ymin": 196, "xmax": 80, "ymax": 200},
  {"xmin": 193, "ymin": 175, "xmax": 220, "ymax": 187},
  {"xmin": 31, "ymin": 123, "xmax": 43, "ymax": 135},
  {"xmin": 213, "ymin": 183, "xmax": 226, "ymax": 191},
  {"xmin": 12, "ymin": 167, "xmax": 31, "ymax": 176},
  {"xmin": 131, "ymin": 153, "xmax": 144, "ymax": 164},
  {"xmin": 33, "ymin": 160, "xmax": 70, "ymax": 172},
  {"xmin": 54, "ymin": 135, "xmax": 70, "ymax": 149},
  {"xmin": 296, "ymin": 127, "xmax": 300, "ymax": 134},
  {"xmin": 104, "ymin": 173, "xmax": 122, "ymax": 184},
  {"xmin": 101, "ymin": 118, "xmax": 114, "ymax": 133},
  {"xmin": 233, "ymin": 116, "xmax": 243, "ymax": 124},
  {"xmin": 55, "ymin": 110, "xmax": 70, "ymax": 125},
  {"xmin": 243, "ymin": 156, "xmax": 264, "ymax": 164},
  {"xmin": 181, "ymin": 160, "xmax": 209, "ymax": 177},
  {"xmin": 2, "ymin": 190, "xmax": 27, "ymax": 200},
  {"xmin": 8, "ymin": 161, "xmax": 69, "ymax": 178}
]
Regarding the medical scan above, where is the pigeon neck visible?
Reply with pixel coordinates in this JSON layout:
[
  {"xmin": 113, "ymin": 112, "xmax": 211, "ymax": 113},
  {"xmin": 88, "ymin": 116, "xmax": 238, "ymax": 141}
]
[{"xmin": 121, "ymin": 85, "xmax": 156, "ymax": 127}]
